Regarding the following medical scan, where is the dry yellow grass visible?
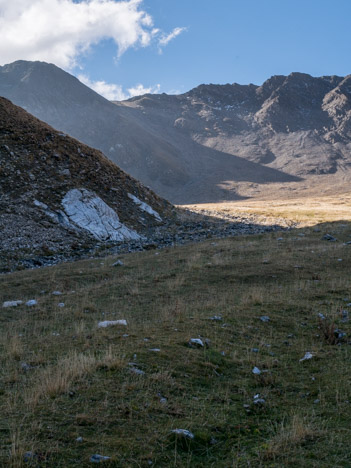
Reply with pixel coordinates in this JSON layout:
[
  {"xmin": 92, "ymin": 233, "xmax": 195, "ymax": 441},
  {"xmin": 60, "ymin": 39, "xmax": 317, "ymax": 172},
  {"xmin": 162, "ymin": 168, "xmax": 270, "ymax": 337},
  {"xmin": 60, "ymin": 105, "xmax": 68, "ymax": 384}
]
[{"xmin": 183, "ymin": 193, "xmax": 351, "ymax": 226}]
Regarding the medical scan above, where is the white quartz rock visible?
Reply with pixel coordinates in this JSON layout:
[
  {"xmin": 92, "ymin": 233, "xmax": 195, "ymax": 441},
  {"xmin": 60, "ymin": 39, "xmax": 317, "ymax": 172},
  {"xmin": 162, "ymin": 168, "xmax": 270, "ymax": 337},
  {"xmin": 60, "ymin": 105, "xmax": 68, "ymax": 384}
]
[
  {"xmin": 98, "ymin": 320, "xmax": 127, "ymax": 328},
  {"xmin": 62, "ymin": 188, "xmax": 141, "ymax": 241},
  {"xmin": 128, "ymin": 193, "xmax": 162, "ymax": 221}
]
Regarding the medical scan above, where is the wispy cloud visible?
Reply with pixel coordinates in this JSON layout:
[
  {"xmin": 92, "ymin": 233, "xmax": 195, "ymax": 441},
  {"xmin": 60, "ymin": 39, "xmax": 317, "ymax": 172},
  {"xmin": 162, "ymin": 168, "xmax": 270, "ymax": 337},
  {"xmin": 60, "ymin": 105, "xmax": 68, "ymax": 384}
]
[
  {"xmin": 158, "ymin": 27, "xmax": 187, "ymax": 53},
  {"xmin": 0, "ymin": 0, "xmax": 184, "ymax": 69},
  {"xmin": 78, "ymin": 74, "xmax": 161, "ymax": 100}
]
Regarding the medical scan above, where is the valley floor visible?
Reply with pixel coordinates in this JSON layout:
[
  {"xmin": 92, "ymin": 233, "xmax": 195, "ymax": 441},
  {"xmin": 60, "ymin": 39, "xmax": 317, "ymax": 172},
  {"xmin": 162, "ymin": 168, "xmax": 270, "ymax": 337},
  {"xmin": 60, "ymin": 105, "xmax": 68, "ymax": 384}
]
[{"xmin": 1, "ymin": 207, "xmax": 351, "ymax": 466}]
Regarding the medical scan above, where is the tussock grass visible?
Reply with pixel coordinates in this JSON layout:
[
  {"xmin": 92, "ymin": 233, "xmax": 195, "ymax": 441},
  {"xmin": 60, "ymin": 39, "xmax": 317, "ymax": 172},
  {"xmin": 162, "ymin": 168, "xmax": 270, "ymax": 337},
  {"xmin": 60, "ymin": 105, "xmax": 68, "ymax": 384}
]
[{"xmin": 1, "ymin": 220, "xmax": 351, "ymax": 466}]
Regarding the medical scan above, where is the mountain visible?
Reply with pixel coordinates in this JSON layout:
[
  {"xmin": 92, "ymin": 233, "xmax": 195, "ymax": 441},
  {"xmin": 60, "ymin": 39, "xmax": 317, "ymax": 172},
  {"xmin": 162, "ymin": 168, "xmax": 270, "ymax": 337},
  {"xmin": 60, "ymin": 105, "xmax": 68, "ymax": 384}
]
[
  {"xmin": 0, "ymin": 96, "xmax": 173, "ymax": 268},
  {"xmin": 1, "ymin": 61, "xmax": 351, "ymax": 203}
]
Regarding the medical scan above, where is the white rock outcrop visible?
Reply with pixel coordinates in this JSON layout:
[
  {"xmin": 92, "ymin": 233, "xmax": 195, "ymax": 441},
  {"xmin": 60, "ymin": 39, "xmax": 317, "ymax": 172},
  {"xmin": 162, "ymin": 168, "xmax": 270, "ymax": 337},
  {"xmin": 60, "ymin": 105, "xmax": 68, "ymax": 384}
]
[
  {"xmin": 128, "ymin": 193, "xmax": 162, "ymax": 222},
  {"xmin": 62, "ymin": 189, "xmax": 141, "ymax": 241}
]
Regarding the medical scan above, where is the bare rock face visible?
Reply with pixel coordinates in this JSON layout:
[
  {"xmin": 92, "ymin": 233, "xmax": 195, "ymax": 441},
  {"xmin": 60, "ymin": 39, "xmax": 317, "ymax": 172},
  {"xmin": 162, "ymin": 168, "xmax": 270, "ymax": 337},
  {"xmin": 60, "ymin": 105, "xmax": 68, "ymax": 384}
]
[
  {"xmin": 62, "ymin": 188, "xmax": 142, "ymax": 242},
  {"xmin": 1, "ymin": 61, "xmax": 351, "ymax": 203},
  {"xmin": 0, "ymin": 97, "xmax": 174, "ymax": 269}
]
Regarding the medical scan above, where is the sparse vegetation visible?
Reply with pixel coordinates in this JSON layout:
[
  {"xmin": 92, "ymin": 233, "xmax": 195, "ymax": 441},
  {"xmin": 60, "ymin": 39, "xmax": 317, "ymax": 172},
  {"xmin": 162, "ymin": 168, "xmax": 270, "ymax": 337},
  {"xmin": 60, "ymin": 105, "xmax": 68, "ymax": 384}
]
[{"xmin": 1, "ymin": 220, "xmax": 351, "ymax": 466}]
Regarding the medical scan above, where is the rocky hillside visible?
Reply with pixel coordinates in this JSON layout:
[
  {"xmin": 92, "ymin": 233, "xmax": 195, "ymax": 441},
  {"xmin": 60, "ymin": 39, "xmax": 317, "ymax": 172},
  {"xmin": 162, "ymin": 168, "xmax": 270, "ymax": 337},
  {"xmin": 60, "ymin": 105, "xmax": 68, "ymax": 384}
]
[
  {"xmin": 0, "ymin": 97, "xmax": 174, "ymax": 270},
  {"xmin": 1, "ymin": 61, "xmax": 351, "ymax": 203}
]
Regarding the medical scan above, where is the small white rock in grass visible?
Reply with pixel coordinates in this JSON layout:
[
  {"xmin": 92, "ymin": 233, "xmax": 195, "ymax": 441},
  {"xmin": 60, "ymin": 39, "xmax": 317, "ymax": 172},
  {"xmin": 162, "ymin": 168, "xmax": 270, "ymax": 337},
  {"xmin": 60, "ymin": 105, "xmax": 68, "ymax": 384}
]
[
  {"xmin": 160, "ymin": 397, "xmax": 167, "ymax": 404},
  {"xmin": 112, "ymin": 260, "xmax": 124, "ymax": 267},
  {"xmin": 260, "ymin": 315, "xmax": 270, "ymax": 322},
  {"xmin": 252, "ymin": 366, "xmax": 261, "ymax": 375},
  {"xmin": 90, "ymin": 454, "xmax": 111, "ymax": 463},
  {"xmin": 318, "ymin": 313, "xmax": 326, "ymax": 320},
  {"xmin": 189, "ymin": 338, "xmax": 204, "ymax": 347},
  {"xmin": 299, "ymin": 352, "xmax": 313, "ymax": 362},
  {"xmin": 171, "ymin": 429, "xmax": 194, "ymax": 439},
  {"xmin": 52, "ymin": 332, "xmax": 60, "ymax": 336},
  {"xmin": 58, "ymin": 303, "xmax": 65, "ymax": 308},
  {"xmin": 3, "ymin": 300, "xmax": 23, "ymax": 308},
  {"xmin": 52, "ymin": 291, "xmax": 62, "ymax": 296},
  {"xmin": 149, "ymin": 348, "xmax": 161, "ymax": 352},
  {"xmin": 253, "ymin": 394, "xmax": 266, "ymax": 405},
  {"xmin": 26, "ymin": 300, "xmax": 37, "ymax": 307},
  {"xmin": 209, "ymin": 315, "xmax": 222, "ymax": 321},
  {"xmin": 76, "ymin": 437, "xmax": 83, "ymax": 442},
  {"xmin": 98, "ymin": 320, "xmax": 127, "ymax": 328}
]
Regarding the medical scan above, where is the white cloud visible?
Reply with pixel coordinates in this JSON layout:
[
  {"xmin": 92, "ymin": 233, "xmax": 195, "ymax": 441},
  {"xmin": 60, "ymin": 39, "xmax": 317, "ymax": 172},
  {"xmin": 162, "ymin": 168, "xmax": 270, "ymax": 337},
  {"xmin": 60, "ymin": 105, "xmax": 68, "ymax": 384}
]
[
  {"xmin": 128, "ymin": 83, "xmax": 161, "ymax": 97},
  {"xmin": 78, "ymin": 74, "xmax": 161, "ymax": 100},
  {"xmin": 0, "ymin": 0, "xmax": 183, "ymax": 69},
  {"xmin": 158, "ymin": 27, "xmax": 187, "ymax": 52},
  {"xmin": 78, "ymin": 74, "xmax": 128, "ymax": 100}
]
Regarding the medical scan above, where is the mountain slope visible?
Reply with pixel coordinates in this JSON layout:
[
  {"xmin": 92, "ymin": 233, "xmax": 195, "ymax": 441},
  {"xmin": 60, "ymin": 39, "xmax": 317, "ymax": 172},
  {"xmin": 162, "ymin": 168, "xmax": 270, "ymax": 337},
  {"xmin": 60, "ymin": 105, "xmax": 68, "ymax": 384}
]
[
  {"xmin": 1, "ymin": 61, "xmax": 351, "ymax": 203},
  {"xmin": 0, "ymin": 96, "xmax": 173, "ymax": 268}
]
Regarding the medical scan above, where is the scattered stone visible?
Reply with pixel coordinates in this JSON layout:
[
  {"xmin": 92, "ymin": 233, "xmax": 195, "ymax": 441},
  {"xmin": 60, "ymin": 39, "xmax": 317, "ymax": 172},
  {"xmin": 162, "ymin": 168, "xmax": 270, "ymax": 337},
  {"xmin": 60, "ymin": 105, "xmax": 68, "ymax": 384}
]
[
  {"xmin": 171, "ymin": 429, "xmax": 194, "ymax": 439},
  {"xmin": 189, "ymin": 338, "xmax": 204, "ymax": 347},
  {"xmin": 334, "ymin": 329, "xmax": 347, "ymax": 340},
  {"xmin": 318, "ymin": 313, "xmax": 326, "ymax": 320},
  {"xmin": 160, "ymin": 397, "xmax": 167, "ymax": 404},
  {"xmin": 122, "ymin": 334, "xmax": 129, "ymax": 337},
  {"xmin": 76, "ymin": 437, "xmax": 83, "ymax": 442},
  {"xmin": 149, "ymin": 348, "xmax": 161, "ymax": 352},
  {"xmin": 112, "ymin": 260, "xmax": 124, "ymax": 267},
  {"xmin": 251, "ymin": 348, "xmax": 259, "ymax": 353},
  {"xmin": 90, "ymin": 454, "xmax": 111, "ymax": 463},
  {"xmin": 52, "ymin": 291, "xmax": 62, "ymax": 296},
  {"xmin": 26, "ymin": 299, "xmax": 37, "ymax": 307},
  {"xmin": 58, "ymin": 303, "xmax": 65, "ymax": 308},
  {"xmin": 322, "ymin": 234, "xmax": 337, "ymax": 242},
  {"xmin": 252, "ymin": 366, "xmax": 261, "ymax": 375},
  {"xmin": 314, "ymin": 399, "xmax": 320, "ymax": 404},
  {"xmin": 299, "ymin": 352, "xmax": 313, "ymax": 362},
  {"xmin": 260, "ymin": 315, "xmax": 270, "ymax": 322},
  {"xmin": 98, "ymin": 320, "xmax": 127, "ymax": 328},
  {"xmin": 52, "ymin": 332, "xmax": 60, "ymax": 336},
  {"xmin": 3, "ymin": 300, "xmax": 23, "ymax": 308},
  {"xmin": 253, "ymin": 394, "xmax": 266, "ymax": 405},
  {"xmin": 209, "ymin": 315, "xmax": 222, "ymax": 321}
]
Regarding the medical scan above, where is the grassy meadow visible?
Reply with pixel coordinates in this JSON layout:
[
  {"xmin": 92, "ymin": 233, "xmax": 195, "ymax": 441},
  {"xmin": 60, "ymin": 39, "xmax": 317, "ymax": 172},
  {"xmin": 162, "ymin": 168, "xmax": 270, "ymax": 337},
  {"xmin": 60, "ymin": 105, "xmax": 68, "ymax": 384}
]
[{"xmin": 1, "ymin": 217, "xmax": 351, "ymax": 466}]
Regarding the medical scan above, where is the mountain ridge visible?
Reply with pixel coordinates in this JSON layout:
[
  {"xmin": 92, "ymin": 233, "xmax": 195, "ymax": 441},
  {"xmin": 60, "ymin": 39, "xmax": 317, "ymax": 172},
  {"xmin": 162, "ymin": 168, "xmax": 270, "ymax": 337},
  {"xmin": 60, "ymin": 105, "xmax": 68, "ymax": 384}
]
[{"xmin": 1, "ymin": 61, "xmax": 351, "ymax": 203}]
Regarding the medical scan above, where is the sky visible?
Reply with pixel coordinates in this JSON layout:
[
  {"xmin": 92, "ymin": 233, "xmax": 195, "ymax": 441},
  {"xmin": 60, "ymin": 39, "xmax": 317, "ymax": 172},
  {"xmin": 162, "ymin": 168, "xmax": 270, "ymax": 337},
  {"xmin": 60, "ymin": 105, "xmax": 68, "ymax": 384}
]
[{"xmin": 0, "ymin": 0, "xmax": 350, "ymax": 99}]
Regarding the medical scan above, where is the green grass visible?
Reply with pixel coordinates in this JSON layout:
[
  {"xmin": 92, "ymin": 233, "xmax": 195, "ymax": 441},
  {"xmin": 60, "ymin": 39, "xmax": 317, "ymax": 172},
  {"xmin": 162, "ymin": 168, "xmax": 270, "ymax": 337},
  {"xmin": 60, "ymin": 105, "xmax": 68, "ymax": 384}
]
[{"xmin": 1, "ymin": 222, "xmax": 351, "ymax": 466}]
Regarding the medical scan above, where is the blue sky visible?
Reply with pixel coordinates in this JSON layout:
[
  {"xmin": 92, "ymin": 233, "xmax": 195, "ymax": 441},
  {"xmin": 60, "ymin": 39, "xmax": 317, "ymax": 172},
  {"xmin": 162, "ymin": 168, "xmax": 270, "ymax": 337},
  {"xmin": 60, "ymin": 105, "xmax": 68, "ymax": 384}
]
[
  {"xmin": 78, "ymin": 0, "xmax": 351, "ymax": 95},
  {"xmin": 1, "ymin": 0, "xmax": 350, "ymax": 98}
]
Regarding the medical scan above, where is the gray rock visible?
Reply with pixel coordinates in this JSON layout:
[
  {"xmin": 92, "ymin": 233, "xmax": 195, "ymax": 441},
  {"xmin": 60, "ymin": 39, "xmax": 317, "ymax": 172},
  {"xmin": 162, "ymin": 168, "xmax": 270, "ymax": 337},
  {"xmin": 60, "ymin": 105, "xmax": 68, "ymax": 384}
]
[
  {"xmin": 112, "ymin": 260, "xmax": 124, "ymax": 267},
  {"xmin": 299, "ymin": 352, "xmax": 313, "ymax": 362},
  {"xmin": 322, "ymin": 234, "xmax": 337, "ymax": 242},
  {"xmin": 260, "ymin": 315, "xmax": 270, "ymax": 322},
  {"xmin": 26, "ymin": 299, "xmax": 37, "ymax": 307},
  {"xmin": 90, "ymin": 454, "xmax": 111, "ymax": 463},
  {"xmin": 171, "ymin": 429, "xmax": 194, "ymax": 439},
  {"xmin": 252, "ymin": 366, "xmax": 261, "ymax": 375},
  {"xmin": 3, "ymin": 300, "xmax": 23, "ymax": 308}
]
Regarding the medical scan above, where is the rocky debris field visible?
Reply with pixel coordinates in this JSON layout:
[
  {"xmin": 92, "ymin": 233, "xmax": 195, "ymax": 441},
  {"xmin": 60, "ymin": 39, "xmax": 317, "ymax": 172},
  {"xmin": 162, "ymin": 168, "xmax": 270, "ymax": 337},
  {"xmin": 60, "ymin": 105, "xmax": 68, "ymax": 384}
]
[{"xmin": 0, "ymin": 208, "xmax": 289, "ymax": 273}]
